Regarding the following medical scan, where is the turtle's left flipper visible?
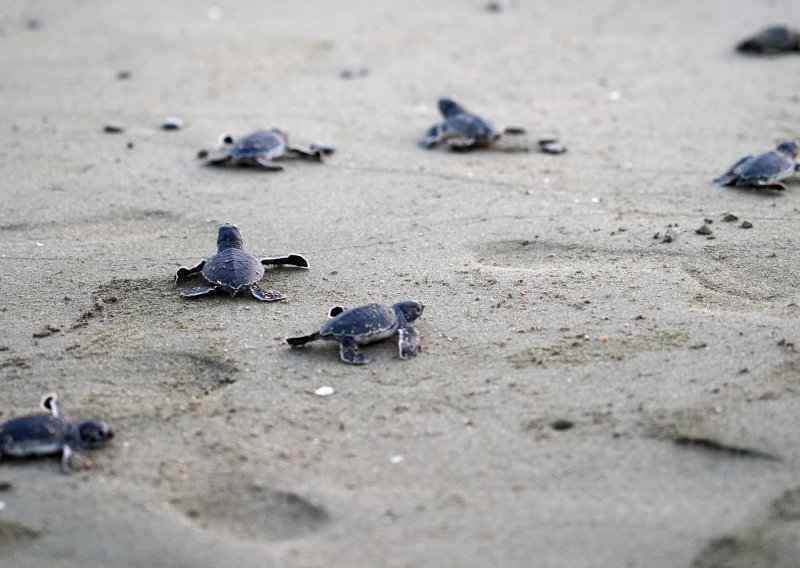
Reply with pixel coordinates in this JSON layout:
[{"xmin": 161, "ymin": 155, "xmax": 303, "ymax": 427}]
[
  {"xmin": 261, "ymin": 254, "xmax": 309, "ymax": 268},
  {"xmin": 180, "ymin": 286, "xmax": 218, "ymax": 298},
  {"xmin": 422, "ymin": 124, "xmax": 445, "ymax": 149},
  {"xmin": 397, "ymin": 326, "xmax": 420, "ymax": 359},
  {"xmin": 176, "ymin": 260, "xmax": 206, "ymax": 282},
  {"xmin": 40, "ymin": 393, "xmax": 64, "ymax": 419},
  {"xmin": 250, "ymin": 285, "xmax": 285, "ymax": 302}
]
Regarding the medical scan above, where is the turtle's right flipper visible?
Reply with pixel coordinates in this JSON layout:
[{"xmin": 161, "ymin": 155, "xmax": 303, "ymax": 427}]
[
  {"xmin": 261, "ymin": 254, "xmax": 309, "ymax": 268},
  {"xmin": 175, "ymin": 260, "xmax": 206, "ymax": 282},
  {"xmin": 61, "ymin": 446, "xmax": 89, "ymax": 474},
  {"xmin": 397, "ymin": 326, "xmax": 420, "ymax": 359},
  {"xmin": 287, "ymin": 332, "xmax": 321, "ymax": 346},
  {"xmin": 180, "ymin": 286, "xmax": 218, "ymax": 298},
  {"xmin": 339, "ymin": 336, "xmax": 368, "ymax": 365}
]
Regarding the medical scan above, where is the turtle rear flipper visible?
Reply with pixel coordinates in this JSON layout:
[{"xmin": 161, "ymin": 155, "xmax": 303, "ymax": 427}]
[
  {"xmin": 253, "ymin": 157, "xmax": 284, "ymax": 170},
  {"xmin": 250, "ymin": 285, "xmax": 285, "ymax": 302},
  {"xmin": 175, "ymin": 260, "xmax": 207, "ymax": 283},
  {"xmin": 397, "ymin": 326, "xmax": 420, "ymax": 359},
  {"xmin": 40, "ymin": 393, "xmax": 65, "ymax": 419},
  {"xmin": 338, "ymin": 336, "xmax": 368, "ymax": 365},
  {"xmin": 261, "ymin": 254, "xmax": 308, "ymax": 268},
  {"xmin": 713, "ymin": 172, "xmax": 739, "ymax": 186},
  {"xmin": 181, "ymin": 286, "xmax": 218, "ymax": 298},
  {"xmin": 287, "ymin": 332, "xmax": 321, "ymax": 346}
]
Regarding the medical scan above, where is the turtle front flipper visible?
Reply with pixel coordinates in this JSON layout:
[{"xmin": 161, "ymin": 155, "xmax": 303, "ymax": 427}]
[
  {"xmin": 40, "ymin": 393, "xmax": 65, "ymax": 420},
  {"xmin": 261, "ymin": 254, "xmax": 309, "ymax": 268},
  {"xmin": 180, "ymin": 286, "xmax": 218, "ymax": 298},
  {"xmin": 422, "ymin": 124, "xmax": 445, "ymax": 148},
  {"xmin": 327, "ymin": 306, "xmax": 346, "ymax": 318},
  {"xmin": 288, "ymin": 145, "xmax": 327, "ymax": 162},
  {"xmin": 61, "ymin": 445, "xmax": 90, "ymax": 474},
  {"xmin": 175, "ymin": 260, "xmax": 206, "ymax": 283},
  {"xmin": 448, "ymin": 137, "xmax": 478, "ymax": 151},
  {"xmin": 748, "ymin": 180, "xmax": 788, "ymax": 191},
  {"xmin": 338, "ymin": 336, "xmax": 368, "ymax": 365},
  {"xmin": 397, "ymin": 326, "xmax": 420, "ymax": 359},
  {"xmin": 250, "ymin": 284, "xmax": 285, "ymax": 302}
]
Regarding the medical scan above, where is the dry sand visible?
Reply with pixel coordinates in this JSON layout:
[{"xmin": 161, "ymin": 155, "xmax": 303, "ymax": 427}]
[{"xmin": 1, "ymin": 1, "xmax": 800, "ymax": 567}]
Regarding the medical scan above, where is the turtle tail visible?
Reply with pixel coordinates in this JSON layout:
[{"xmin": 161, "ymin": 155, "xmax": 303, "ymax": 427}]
[{"xmin": 287, "ymin": 332, "xmax": 321, "ymax": 346}]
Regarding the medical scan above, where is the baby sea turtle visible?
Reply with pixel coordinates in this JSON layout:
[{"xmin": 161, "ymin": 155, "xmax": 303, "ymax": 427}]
[
  {"xmin": 198, "ymin": 129, "xmax": 334, "ymax": 170},
  {"xmin": 0, "ymin": 393, "xmax": 113, "ymax": 473},
  {"xmin": 422, "ymin": 98, "xmax": 565, "ymax": 154},
  {"xmin": 287, "ymin": 301, "xmax": 424, "ymax": 364},
  {"xmin": 422, "ymin": 98, "xmax": 527, "ymax": 151},
  {"xmin": 737, "ymin": 26, "xmax": 800, "ymax": 54},
  {"xmin": 176, "ymin": 223, "xmax": 308, "ymax": 301},
  {"xmin": 713, "ymin": 141, "xmax": 799, "ymax": 191}
]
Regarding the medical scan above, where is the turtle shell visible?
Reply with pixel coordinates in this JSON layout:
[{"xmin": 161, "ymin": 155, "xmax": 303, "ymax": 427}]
[
  {"xmin": 444, "ymin": 111, "xmax": 498, "ymax": 142},
  {"xmin": 0, "ymin": 415, "xmax": 68, "ymax": 457},
  {"xmin": 737, "ymin": 149, "xmax": 795, "ymax": 182},
  {"xmin": 203, "ymin": 248, "xmax": 264, "ymax": 291},
  {"xmin": 320, "ymin": 303, "xmax": 399, "ymax": 342},
  {"xmin": 226, "ymin": 130, "xmax": 286, "ymax": 159}
]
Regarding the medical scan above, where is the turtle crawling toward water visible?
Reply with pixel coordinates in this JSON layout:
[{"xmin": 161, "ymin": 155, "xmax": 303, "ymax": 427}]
[
  {"xmin": 287, "ymin": 301, "xmax": 424, "ymax": 364},
  {"xmin": 713, "ymin": 141, "xmax": 799, "ymax": 191},
  {"xmin": 422, "ymin": 98, "xmax": 565, "ymax": 154},
  {"xmin": 737, "ymin": 26, "xmax": 800, "ymax": 54},
  {"xmin": 0, "ymin": 393, "xmax": 113, "ymax": 473},
  {"xmin": 198, "ymin": 129, "xmax": 334, "ymax": 170},
  {"xmin": 176, "ymin": 223, "xmax": 308, "ymax": 301}
]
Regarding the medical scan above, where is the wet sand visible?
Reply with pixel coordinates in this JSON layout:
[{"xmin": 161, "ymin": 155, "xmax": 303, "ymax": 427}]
[{"xmin": 1, "ymin": 1, "xmax": 799, "ymax": 567}]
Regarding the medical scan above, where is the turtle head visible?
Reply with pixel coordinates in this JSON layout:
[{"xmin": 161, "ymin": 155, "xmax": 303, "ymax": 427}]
[
  {"xmin": 216, "ymin": 223, "xmax": 244, "ymax": 250},
  {"xmin": 438, "ymin": 98, "xmax": 465, "ymax": 118},
  {"xmin": 776, "ymin": 140, "xmax": 798, "ymax": 158},
  {"xmin": 77, "ymin": 419, "xmax": 114, "ymax": 448},
  {"xmin": 394, "ymin": 300, "xmax": 424, "ymax": 323}
]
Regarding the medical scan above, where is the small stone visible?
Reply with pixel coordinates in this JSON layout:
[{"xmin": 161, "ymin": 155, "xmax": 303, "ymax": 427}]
[
  {"xmin": 695, "ymin": 224, "xmax": 713, "ymax": 235},
  {"xmin": 116, "ymin": 70, "xmax": 131, "ymax": 80},
  {"xmin": 740, "ymin": 221, "xmax": 753, "ymax": 229},
  {"xmin": 314, "ymin": 386, "xmax": 335, "ymax": 397},
  {"xmin": 551, "ymin": 419, "xmax": 575, "ymax": 431},
  {"xmin": 389, "ymin": 455, "xmax": 404, "ymax": 464},
  {"xmin": 662, "ymin": 227, "xmax": 677, "ymax": 243},
  {"xmin": 340, "ymin": 68, "xmax": 369, "ymax": 79},
  {"xmin": 722, "ymin": 213, "xmax": 738, "ymax": 222},
  {"xmin": 161, "ymin": 117, "xmax": 184, "ymax": 130},
  {"xmin": 103, "ymin": 123, "xmax": 125, "ymax": 134}
]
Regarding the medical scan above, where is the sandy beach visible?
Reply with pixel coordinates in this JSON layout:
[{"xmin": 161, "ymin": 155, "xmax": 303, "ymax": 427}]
[{"xmin": 1, "ymin": 1, "xmax": 799, "ymax": 566}]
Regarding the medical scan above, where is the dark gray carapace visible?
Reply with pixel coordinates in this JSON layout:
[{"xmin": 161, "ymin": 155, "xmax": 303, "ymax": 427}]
[{"xmin": 176, "ymin": 224, "xmax": 308, "ymax": 301}]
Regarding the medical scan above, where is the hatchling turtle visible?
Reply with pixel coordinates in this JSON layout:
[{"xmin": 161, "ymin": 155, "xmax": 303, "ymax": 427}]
[
  {"xmin": 713, "ymin": 140, "xmax": 799, "ymax": 191},
  {"xmin": 422, "ymin": 98, "xmax": 565, "ymax": 154},
  {"xmin": 287, "ymin": 301, "xmax": 424, "ymax": 364},
  {"xmin": 198, "ymin": 128, "xmax": 334, "ymax": 170},
  {"xmin": 176, "ymin": 223, "xmax": 308, "ymax": 301},
  {"xmin": 737, "ymin": 26, "xmax": 800, "ymax": 54},
  {"xmin": 0, "ymin": 393, "xmax": 113, "ymax": 473}
]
